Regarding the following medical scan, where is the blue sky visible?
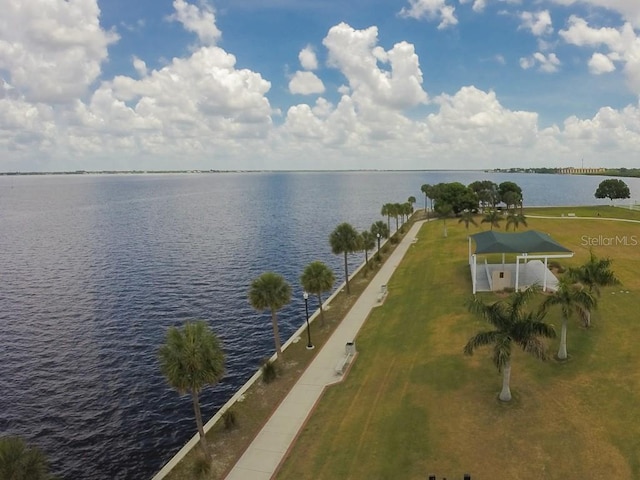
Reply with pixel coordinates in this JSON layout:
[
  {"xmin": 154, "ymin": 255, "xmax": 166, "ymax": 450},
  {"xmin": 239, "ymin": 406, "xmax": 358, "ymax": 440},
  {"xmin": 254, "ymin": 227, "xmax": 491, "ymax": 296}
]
[{"xmin": 2, "ymin": 0, "xmax": 640, "ymax": 171}]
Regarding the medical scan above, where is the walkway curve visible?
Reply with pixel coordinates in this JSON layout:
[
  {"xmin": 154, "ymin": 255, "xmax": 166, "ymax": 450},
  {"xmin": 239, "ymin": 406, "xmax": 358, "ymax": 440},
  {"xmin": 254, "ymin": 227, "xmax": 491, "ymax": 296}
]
[{"xmin": 223, "ymin": 220, "xmax": 427, "ymax": 480}]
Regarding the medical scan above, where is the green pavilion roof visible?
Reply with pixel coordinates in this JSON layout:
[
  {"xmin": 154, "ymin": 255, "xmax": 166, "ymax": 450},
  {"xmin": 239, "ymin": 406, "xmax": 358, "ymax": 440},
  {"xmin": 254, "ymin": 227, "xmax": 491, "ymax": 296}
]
[{"xmin": 470, "ymin": 230, "xmax": 572, "ymax": 254}]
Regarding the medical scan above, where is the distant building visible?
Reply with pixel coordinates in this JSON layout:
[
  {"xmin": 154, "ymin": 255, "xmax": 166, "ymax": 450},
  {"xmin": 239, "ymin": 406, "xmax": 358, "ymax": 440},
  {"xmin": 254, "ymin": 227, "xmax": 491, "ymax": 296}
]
[{"xmin": 557, "ymin": 167, "xmax": 606, "ymax": 174}]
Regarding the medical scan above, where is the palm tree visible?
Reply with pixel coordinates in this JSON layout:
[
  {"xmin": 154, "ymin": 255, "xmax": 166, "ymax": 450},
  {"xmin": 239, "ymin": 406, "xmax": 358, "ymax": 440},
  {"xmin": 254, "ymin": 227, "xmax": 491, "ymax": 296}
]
[
  {"xmin": 568, "ymin": 252, "xmax": 619, "ymax": 325},
  {"xmin": 420, "ymin": 184, "xmax": 431, "ymax": 212},
  {"xmin": 458, "ymin": 210, "xmax": 478, "ymax": 231},
  {"xmin": 402, "ymin": 202, "xmax": 414, "ymax": 224},
  {"xmin": 464, "ymin": 288, "xmax": 556, "ymax": 401},
  {"xmin": 0, "ymin": 436, "xmax": 52, "ymax": 480},
  {"xmin": 158, "ymin": 320, "xmax": 225, "ymax": 461},
  {"xmin": 300, "ymin": 261, "xmax": 335, "ymax": 325},
  {"xmin": 361, "ymin": 230, "xmax": 376, "ymax": 267},
  {"xmin": 540, "ymin": 278, "xmax": 597, "ymax": 359},
  {"xmin": 370, "ymin": 220, "xmax": 389, "ymax": 259},
  {"xmin": 249, "ymin": 272, "xmax": 292, "ymax": 358},
  {"xmin": 407, "ymin": 195, "xmax": 416, "ymax": 212},
  {"xmin": 391, "ymin": 203, "xmax": 401, "ymax": 231},
  {"xmin": 381, "ymin": 203, "xmax": 392, "ymax": 233},
  {"xmin": 481, "ymin": 209, "xmax": 503, "ymax": 230},
  {"xmin": 329, "ymin": 223, "xmax": 362, "ymax": 295},
  {"xmin": 506, "ymin": 212, "xmax": 528, "ymax": 231},
  {"xmin": 435, "ymin": 202, "xmax": 453, "ymax": 237}
]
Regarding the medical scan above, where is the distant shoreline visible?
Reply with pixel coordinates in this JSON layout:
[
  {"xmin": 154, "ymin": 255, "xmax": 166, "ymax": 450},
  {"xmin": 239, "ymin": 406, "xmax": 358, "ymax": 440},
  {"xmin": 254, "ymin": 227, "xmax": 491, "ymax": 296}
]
[
  {"xmin": 0, "ymin": 169, "xmax": 486, "ymax": 176},
  {"xmin": 2, "ymin": 168, "xmax": 638, "ymax": 178}
]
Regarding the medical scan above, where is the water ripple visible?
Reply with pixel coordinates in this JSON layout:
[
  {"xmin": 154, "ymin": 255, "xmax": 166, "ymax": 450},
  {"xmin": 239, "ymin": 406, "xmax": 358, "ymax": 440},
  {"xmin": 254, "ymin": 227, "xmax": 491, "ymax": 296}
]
[{"xmin": 0, "ymin": 172, "xmax": 637, "ymax": 479}]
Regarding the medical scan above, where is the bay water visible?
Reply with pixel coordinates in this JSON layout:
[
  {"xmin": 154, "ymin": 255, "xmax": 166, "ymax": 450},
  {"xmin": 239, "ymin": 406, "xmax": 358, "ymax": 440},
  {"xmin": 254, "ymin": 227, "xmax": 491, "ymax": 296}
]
[{"xmin": 0, "ymin": 171, "xmax": 637, "ymax": 479}]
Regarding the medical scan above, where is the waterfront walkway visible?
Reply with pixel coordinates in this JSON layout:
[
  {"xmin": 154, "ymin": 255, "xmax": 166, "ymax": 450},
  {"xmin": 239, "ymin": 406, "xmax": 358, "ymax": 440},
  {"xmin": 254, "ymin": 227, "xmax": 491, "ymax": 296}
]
[{"xmin": 223, "ymin": 220, "xmax": 426, "ymax": 480}]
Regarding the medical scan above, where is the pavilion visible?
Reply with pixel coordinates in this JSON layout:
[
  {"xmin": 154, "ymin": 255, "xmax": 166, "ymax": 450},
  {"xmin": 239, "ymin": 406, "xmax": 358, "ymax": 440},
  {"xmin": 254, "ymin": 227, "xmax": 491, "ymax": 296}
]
[{"xmin": 468, "ymin": 230, "xmax": 573, "ymax": 294}]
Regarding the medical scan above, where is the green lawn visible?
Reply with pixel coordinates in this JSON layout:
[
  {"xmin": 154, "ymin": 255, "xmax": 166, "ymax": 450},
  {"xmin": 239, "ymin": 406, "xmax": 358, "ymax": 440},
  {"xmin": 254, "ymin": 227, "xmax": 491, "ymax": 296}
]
[{"xmin": 276, "ymin": 207, "xmax": 640, "ymax": 480}]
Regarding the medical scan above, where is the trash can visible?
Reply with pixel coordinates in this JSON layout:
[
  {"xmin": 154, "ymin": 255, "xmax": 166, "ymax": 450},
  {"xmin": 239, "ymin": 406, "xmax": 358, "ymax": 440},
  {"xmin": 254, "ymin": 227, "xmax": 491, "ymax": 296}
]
[{"xmin": 346, "ymin": 341, "xmax": 356, "ymax": 355}]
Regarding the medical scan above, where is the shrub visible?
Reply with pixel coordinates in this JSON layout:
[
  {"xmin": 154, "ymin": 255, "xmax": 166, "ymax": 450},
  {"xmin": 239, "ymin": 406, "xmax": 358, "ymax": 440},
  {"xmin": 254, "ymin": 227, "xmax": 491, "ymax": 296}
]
[
  {"xmin": 222, "ymin": 409, "xmax": 238, "ymax": 430},
  {"xmin": 191, "ymin": 453, "xmax": 211, "ymax": 477},
  {"xmin": 261, "ymin": 359, "xmax": 278, "ymax": 383}
]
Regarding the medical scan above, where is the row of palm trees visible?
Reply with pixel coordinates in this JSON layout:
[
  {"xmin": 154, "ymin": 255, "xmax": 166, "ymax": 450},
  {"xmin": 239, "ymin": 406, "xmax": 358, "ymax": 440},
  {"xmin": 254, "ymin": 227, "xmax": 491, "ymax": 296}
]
[
  {"xmin": 381, "ymin": 200, "xmax": 414, "ymax": 233},
  {"xmin": 156, "ymin": 212, "xmax": 399, "ymax": 463},
  {"xmin": 465, "ymin": 252, "xmax": 619, "ymax": 401}
]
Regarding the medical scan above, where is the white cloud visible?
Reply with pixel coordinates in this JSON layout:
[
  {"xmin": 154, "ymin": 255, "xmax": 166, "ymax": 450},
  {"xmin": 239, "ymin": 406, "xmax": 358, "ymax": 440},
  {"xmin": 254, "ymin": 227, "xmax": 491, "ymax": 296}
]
[
  {"xmin": 298, "ymin": 46, "xmax": 318, "ymax": 70},
  {"xmin": 399, "ymin": 0, "xmax": 458, "ymax": 29},
  {"xmin": 168, "ymin": 0, "xmax": 221, "ymax": 46},
  {"xmin": 520, "ymin": 10, "xmax": 553, "ymax": 36},
  {"xmin": 132, "ymin": 56, "xmax": 148, "ymax": 77},
  {"xmin": 520, "ymin": 52, "xmax": 561, "ymax": 72},
  {"xmin": 588, "ymin": 52, "xmax": 616, "ymax": 74},
  {"xmin": 322, "ymin": 23, "xmax": 428, "ymax": 110},
  {"xmin": 560, "ymin": 16, "xmax": 640, "ymax": 93},
  {"xmin": 0, "ymin": 0, "xmax": 118, "ymax": 103},
  {"xmin": 427, "ymin": 86, "xmax": 539, "ymax": 146},
  {"xmin": 289, "ymin": 71, "xmax": 325, "ymax": 95},
  {"xmin": 551, "ymin": 0, "xmax": 640, "ymax": 28}
]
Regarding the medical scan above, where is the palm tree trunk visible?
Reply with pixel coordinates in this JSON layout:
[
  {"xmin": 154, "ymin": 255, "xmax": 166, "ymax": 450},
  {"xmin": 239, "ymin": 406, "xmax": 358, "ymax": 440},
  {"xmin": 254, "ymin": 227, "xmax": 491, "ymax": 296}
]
[
  {"xmin": 558, "ymin": 318, "xmax": 568, "ymax": 360},
  {"xmin": 499, "ymin": 362, "xmax": 512, "ymax": 401},
  {"xmin": 317, "ymin": 293, "xmax": 325, "ymax": 325},
  {"xmin": 271, "ymin": 310, "xmax": 282, "ymax": 357},
  {"xmin": 584, "ymin": 310, "xmax": 591, "ymax": 328},
  {"xmin": 343, "ymin": 252, "xmax": 350, "ymax": 294},
  {"xmin": 191, "ymin": 389, "xmax": 211, "ymax": 460}
]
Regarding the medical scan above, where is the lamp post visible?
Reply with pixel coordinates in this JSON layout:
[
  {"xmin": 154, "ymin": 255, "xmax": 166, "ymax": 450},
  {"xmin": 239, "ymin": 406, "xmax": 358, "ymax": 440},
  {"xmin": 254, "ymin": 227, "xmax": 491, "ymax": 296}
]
[
  {"xmin": 376, "ymin": 233, "xmax": 381, "ymax": 260},
  {"xmin": 303, "ymin": 292, "xmax": 314, "ymax": 350}
]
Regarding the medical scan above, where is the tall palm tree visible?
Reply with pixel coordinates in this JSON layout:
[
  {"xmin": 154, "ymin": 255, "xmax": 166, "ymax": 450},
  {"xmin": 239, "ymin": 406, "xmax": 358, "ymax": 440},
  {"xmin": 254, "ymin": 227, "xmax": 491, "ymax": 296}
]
[
  {"xmin": 158, "ymin": 320, "xmax": 225, "ymax": 461},
  {"xmin": 361, "ymin": 230, "xmax": 376, "ymax": 267},
  {"xmin": 568, "ymin": 252, "xmax": 619, "ymax": 324},
  {"xmin": 249, "ymin": 272, "xmax": 292, "ymax": 358},
  {"xmin": 370, "ymin": 220, "xmax": 389, "ymax": 240},
  {"xmin": 300, "ymin": 261, "xmax": 335, "ymax": 325},
  {"xmin": 481, "ymin": 209, "xmax": 503, "ymax": 230},
  {"xmin": 420, "ymin": 184, "xmax": 431, "ymax": 212},
  {"xmin": 329, "ymin": 223, "xmax": 362, "ymax": 294},
  {"xmin": 381, "ymin": 203, "xmax": 392, "ymax": 233},
  {"xmin": 458, "ymin": 210, "xmax": 478, "ymax": 231},
  {"xmin": 506, "ymin": 212, "xmax": 528, "ymax": 231},
  {"xmin": 435, "ymin": 202, "xmax": 453, "ymax": 237},
  {"xmin": 540, "ymin": 278, "xmax": 597, "ymax": 359},
  {"xmin": 370, "ymin": 220, "xmax": 389, "ymax": 259},
  {"xmin": 0, "ymin": 436, "xmax": 52, "ymax": 480},
  {"xmin": 408, "ymin": 195, "xmax": 416, "ymax": 213},
  {"xmin": 464, "ymin": 288, "xmax": 556, "ymax": 401},
  {"xmin": 391, "ymin": 203, "xmax": 401, "ymax": 231}
]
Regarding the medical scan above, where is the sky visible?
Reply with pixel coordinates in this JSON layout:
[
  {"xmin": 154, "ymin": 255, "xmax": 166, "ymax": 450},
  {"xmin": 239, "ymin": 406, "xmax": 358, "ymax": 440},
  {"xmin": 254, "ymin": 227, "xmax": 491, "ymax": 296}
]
[{"xmin": 2, "ymin": 0, "xmax": 640, "ymax": 171}]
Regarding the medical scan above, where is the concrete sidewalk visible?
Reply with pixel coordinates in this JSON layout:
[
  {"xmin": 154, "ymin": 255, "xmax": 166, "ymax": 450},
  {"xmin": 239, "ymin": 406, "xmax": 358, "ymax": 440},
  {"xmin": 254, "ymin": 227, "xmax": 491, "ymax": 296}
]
[{"xmin": 224, "ymin": 220, "xmax": 426, "ymax": 480}]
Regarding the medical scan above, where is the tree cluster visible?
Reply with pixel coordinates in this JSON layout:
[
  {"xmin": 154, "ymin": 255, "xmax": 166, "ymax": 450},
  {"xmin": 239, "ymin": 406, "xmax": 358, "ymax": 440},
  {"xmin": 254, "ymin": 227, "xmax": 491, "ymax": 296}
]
[{"xmin": 421, "ymin": 180, "xmax": 524, "ymax": 216}]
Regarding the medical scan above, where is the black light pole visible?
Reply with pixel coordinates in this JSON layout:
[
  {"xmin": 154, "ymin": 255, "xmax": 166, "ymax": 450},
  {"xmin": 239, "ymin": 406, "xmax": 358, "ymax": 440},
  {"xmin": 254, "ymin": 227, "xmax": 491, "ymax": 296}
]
[
  {"xmin": 303, "ymin": 292, "xmax": 314, "ymax": 350},
  {"xmin": 376, "ymin": 233, "xmax": 381, "ymax": 260}
]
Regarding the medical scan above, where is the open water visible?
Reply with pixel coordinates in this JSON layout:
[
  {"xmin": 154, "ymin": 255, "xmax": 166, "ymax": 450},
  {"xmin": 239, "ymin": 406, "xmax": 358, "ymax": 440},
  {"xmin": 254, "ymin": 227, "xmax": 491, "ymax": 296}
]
[{"xmin": 0, "ymin": 171, "xmax": 638, "ymax": 479}]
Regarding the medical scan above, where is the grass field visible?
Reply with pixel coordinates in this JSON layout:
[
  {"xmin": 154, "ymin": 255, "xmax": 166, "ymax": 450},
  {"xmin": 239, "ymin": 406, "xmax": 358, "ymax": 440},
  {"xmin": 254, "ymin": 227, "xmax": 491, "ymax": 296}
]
[{"xmin": 276, "ymin": 207, "xmax": 640, "ymax": 480}]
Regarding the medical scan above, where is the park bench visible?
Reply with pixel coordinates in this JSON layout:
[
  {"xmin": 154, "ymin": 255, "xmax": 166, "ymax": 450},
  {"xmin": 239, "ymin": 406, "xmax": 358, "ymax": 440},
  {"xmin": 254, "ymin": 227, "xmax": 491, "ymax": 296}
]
[
  {"xmin": 377, "ymin": 284, "xmax": 388, "ymax": 303},
  {"xmin": 335, "ymin": 341, "xmax": 357, "ymax": 375}
]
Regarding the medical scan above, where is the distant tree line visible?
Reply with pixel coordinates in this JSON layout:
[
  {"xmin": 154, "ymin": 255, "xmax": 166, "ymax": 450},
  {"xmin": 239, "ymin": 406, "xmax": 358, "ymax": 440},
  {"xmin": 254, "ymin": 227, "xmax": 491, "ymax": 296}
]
[{"xmin": 421, "ymin": 180, "xmax": 524, "ymax": 216}]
